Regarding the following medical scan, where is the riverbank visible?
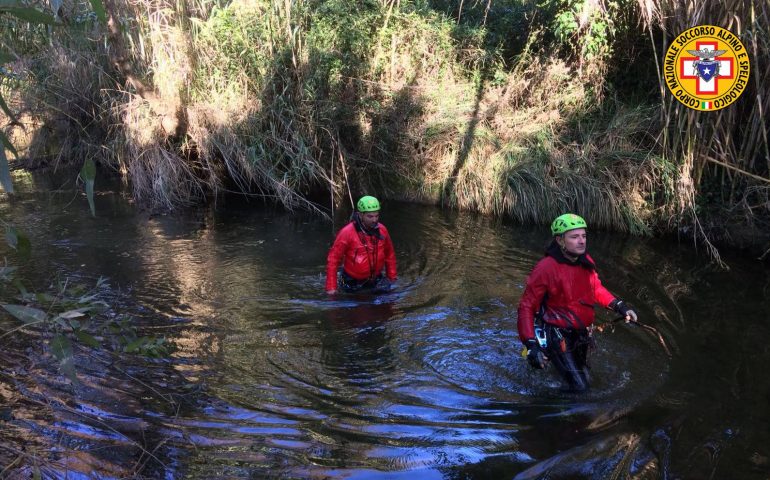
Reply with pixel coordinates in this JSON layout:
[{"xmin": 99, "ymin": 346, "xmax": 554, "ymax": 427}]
[{"xmin": 1, "ymin": 0, "xmax": 768, "ymax": 261}]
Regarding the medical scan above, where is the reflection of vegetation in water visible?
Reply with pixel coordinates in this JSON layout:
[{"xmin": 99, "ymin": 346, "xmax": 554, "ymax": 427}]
[{"xmin": 1, "ymin": 198, "xmax": 768, "ymax": 478}]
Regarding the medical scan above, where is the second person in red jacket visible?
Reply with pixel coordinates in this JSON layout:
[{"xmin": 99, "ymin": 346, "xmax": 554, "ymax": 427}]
[
  {"xmin": 517, "ymin": 213, "xmax": 637, "ymax": 392},
  {"xmin": 325, "ymin": 196, "xmax": 397, "ymax": 294}
]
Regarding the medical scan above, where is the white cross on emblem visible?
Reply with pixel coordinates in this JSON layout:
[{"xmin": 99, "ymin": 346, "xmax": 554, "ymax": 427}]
[{"xmin": 679, "ymin": 41, "xmax": 734, "ymax": 94}]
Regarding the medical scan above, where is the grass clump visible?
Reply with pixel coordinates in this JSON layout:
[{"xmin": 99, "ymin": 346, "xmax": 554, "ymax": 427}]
[{"xmin": 3, "ymin": 0, "xmax": 768, "ymax": 256}]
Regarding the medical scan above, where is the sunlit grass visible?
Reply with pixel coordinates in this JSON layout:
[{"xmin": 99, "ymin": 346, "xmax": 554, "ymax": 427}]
[{"xmin": 3, "ymin": 0, "xmax": 766, "ymax": 252}]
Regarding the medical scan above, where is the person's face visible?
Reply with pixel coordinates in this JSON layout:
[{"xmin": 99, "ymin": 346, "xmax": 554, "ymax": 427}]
[
  {"xmin": 360, "ymin": 211, "xmax": 380, "ymax": 229},
  {"xmin": 557, "ymin": 228, "xmax": 587, "ymax": 257}
]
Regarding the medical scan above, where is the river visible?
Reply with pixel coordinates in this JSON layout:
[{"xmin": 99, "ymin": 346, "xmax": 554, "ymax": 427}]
[{"xmin": 1, "ymin": 176, "xmax": 769, "ymax": 479}]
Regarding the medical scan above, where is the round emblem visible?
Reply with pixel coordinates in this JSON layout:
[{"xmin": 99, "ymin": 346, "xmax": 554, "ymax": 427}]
[{"xmin": 664, "ymin": 25, "xmax": 750, "ymax": 111}]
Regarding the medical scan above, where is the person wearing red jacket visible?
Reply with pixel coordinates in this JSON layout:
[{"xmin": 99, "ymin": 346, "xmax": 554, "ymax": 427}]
[
  {"xmin": 517, "ymin": 213, "xmax": 637, "ymax": 391},
  {"xmin": 325, "ymin": 196, "xmax": 397, "ymax": 294}
]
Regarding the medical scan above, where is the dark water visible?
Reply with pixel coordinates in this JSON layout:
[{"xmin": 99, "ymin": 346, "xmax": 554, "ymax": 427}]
[{"xmin": 1, "ymin": 178, "xmax": 769, "ymax": 479}]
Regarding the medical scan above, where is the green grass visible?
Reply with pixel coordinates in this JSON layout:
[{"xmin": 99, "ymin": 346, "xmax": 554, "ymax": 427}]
[{"xmin": 2, "ymin": 0, "xmax": 767, "ymax": 255}]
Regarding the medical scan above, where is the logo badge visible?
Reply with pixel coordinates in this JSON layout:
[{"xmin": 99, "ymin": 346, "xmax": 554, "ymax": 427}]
[{"xmin": 664, "ymin": 25, "xmax": 750, "ymax": 111}]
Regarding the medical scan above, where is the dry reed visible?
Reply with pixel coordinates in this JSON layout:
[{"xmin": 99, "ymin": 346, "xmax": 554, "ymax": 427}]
[{"xmin": 5, "ymin": 0, "xmax": 767, "ymax": 258}]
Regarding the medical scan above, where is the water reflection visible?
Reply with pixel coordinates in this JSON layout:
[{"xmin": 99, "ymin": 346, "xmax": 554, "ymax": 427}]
[{"xmin": 1, "ymin": 184, "xmax": 770, "ymax": 479}]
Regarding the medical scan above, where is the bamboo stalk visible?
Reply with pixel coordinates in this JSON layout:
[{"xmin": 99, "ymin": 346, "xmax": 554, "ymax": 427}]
[
  {"xmin": 482, "ymin": 0, "xmax": 491, "ymax": 27},
  {"xmin": 337, "ymin": 134, "xmax": 354, "ymax": 209},
  {"xmin": 704, "ymin": 156, "xmax": 770, "ymax": 184}
]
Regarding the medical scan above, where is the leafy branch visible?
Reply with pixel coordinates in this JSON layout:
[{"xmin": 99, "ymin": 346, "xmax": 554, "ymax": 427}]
[
  {"xmin": 1, "ymin": 0, "xmax": 105, "ymax": 215},
  {"xmin": 1, "ymin": 247, "xmax": 169, "ymax": 383}
]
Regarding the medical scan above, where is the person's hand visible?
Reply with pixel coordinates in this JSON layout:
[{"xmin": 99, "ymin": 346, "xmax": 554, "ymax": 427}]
[
  {"xmin": 525, "ymin": 339, "xmax": 547, "ymax": 369},
  {"xmin": 613, "ymin": 299, "xmax": 638, "ymax": 322},
  {"xmin": 373, "ymin": 278, "xmax": 396, "ymax": 293},
  {"xmin": 326, "ymin": 289, "xmax": 337, "ymax": 295}
]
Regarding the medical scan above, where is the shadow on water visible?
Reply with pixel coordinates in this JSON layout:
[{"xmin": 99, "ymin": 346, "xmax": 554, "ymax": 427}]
[{"xmin": 2, "ymin": 182, "xmax": 770, "ymax": 479}]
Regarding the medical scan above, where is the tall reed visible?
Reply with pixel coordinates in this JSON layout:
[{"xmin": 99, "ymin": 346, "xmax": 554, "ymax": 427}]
[
  {"xmin": 638, "ymin": 0, "xmax": 770, "ymax": 262},
  {"xmin": 5, "ymin": 0, "xmax": 767, "ymax": 257}
]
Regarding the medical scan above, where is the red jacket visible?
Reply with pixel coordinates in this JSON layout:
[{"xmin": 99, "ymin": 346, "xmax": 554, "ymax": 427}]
[
  {"xmin": 517, "ymin": 242, "xmax": 616, "ymax": 345},
  {"xmin": 326, "ymin": 222, "xmax": 397, "ymax": 291}
]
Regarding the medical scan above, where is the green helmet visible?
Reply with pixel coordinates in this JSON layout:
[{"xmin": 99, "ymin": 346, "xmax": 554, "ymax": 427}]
[
  {"xmin": 356, "ymin": 195, "xmax": 381, "ymax": 212},
  {"xmin": 551, "ymin": 213, "xmax": 587, "ymax": 235}
]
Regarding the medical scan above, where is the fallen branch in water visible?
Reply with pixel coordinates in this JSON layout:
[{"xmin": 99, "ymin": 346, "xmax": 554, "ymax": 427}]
[{"xmin": 598, "ymin": 316, "xmax": 673, "ymax": 357}]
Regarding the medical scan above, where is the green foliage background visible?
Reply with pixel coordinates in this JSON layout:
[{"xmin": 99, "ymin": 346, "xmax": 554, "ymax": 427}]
[{"xmin": 1, "ymin": 0, "xmax": 768, "ymax": 256}]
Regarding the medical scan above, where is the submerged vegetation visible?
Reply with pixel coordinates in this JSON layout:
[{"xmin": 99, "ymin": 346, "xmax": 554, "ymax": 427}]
[
  {"xmin": 0, "ymin": 226, "xmax": 173, "ymax": 475},
  {"xmin": 0, "ymin": 0, "xmax": 768, "ymax": 257}
]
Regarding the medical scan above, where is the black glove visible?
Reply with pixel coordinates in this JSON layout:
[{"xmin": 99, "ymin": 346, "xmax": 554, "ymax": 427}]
[
  {"xmin": 610, "ymin": 299, "xmax": 638, "ymax": 322},
  {"xmin": 373, "ymin": 278, "xmax": 394, "ymax": 293},
  {"xmin": 525, "ymin": 339, "xmax": 547, "ymax": 369}
]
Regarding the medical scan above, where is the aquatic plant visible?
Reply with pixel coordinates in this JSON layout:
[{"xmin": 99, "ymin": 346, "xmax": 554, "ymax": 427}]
[{"xmin": 1, "ymin": 228, "xmax": 169, "ymax": 382}]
